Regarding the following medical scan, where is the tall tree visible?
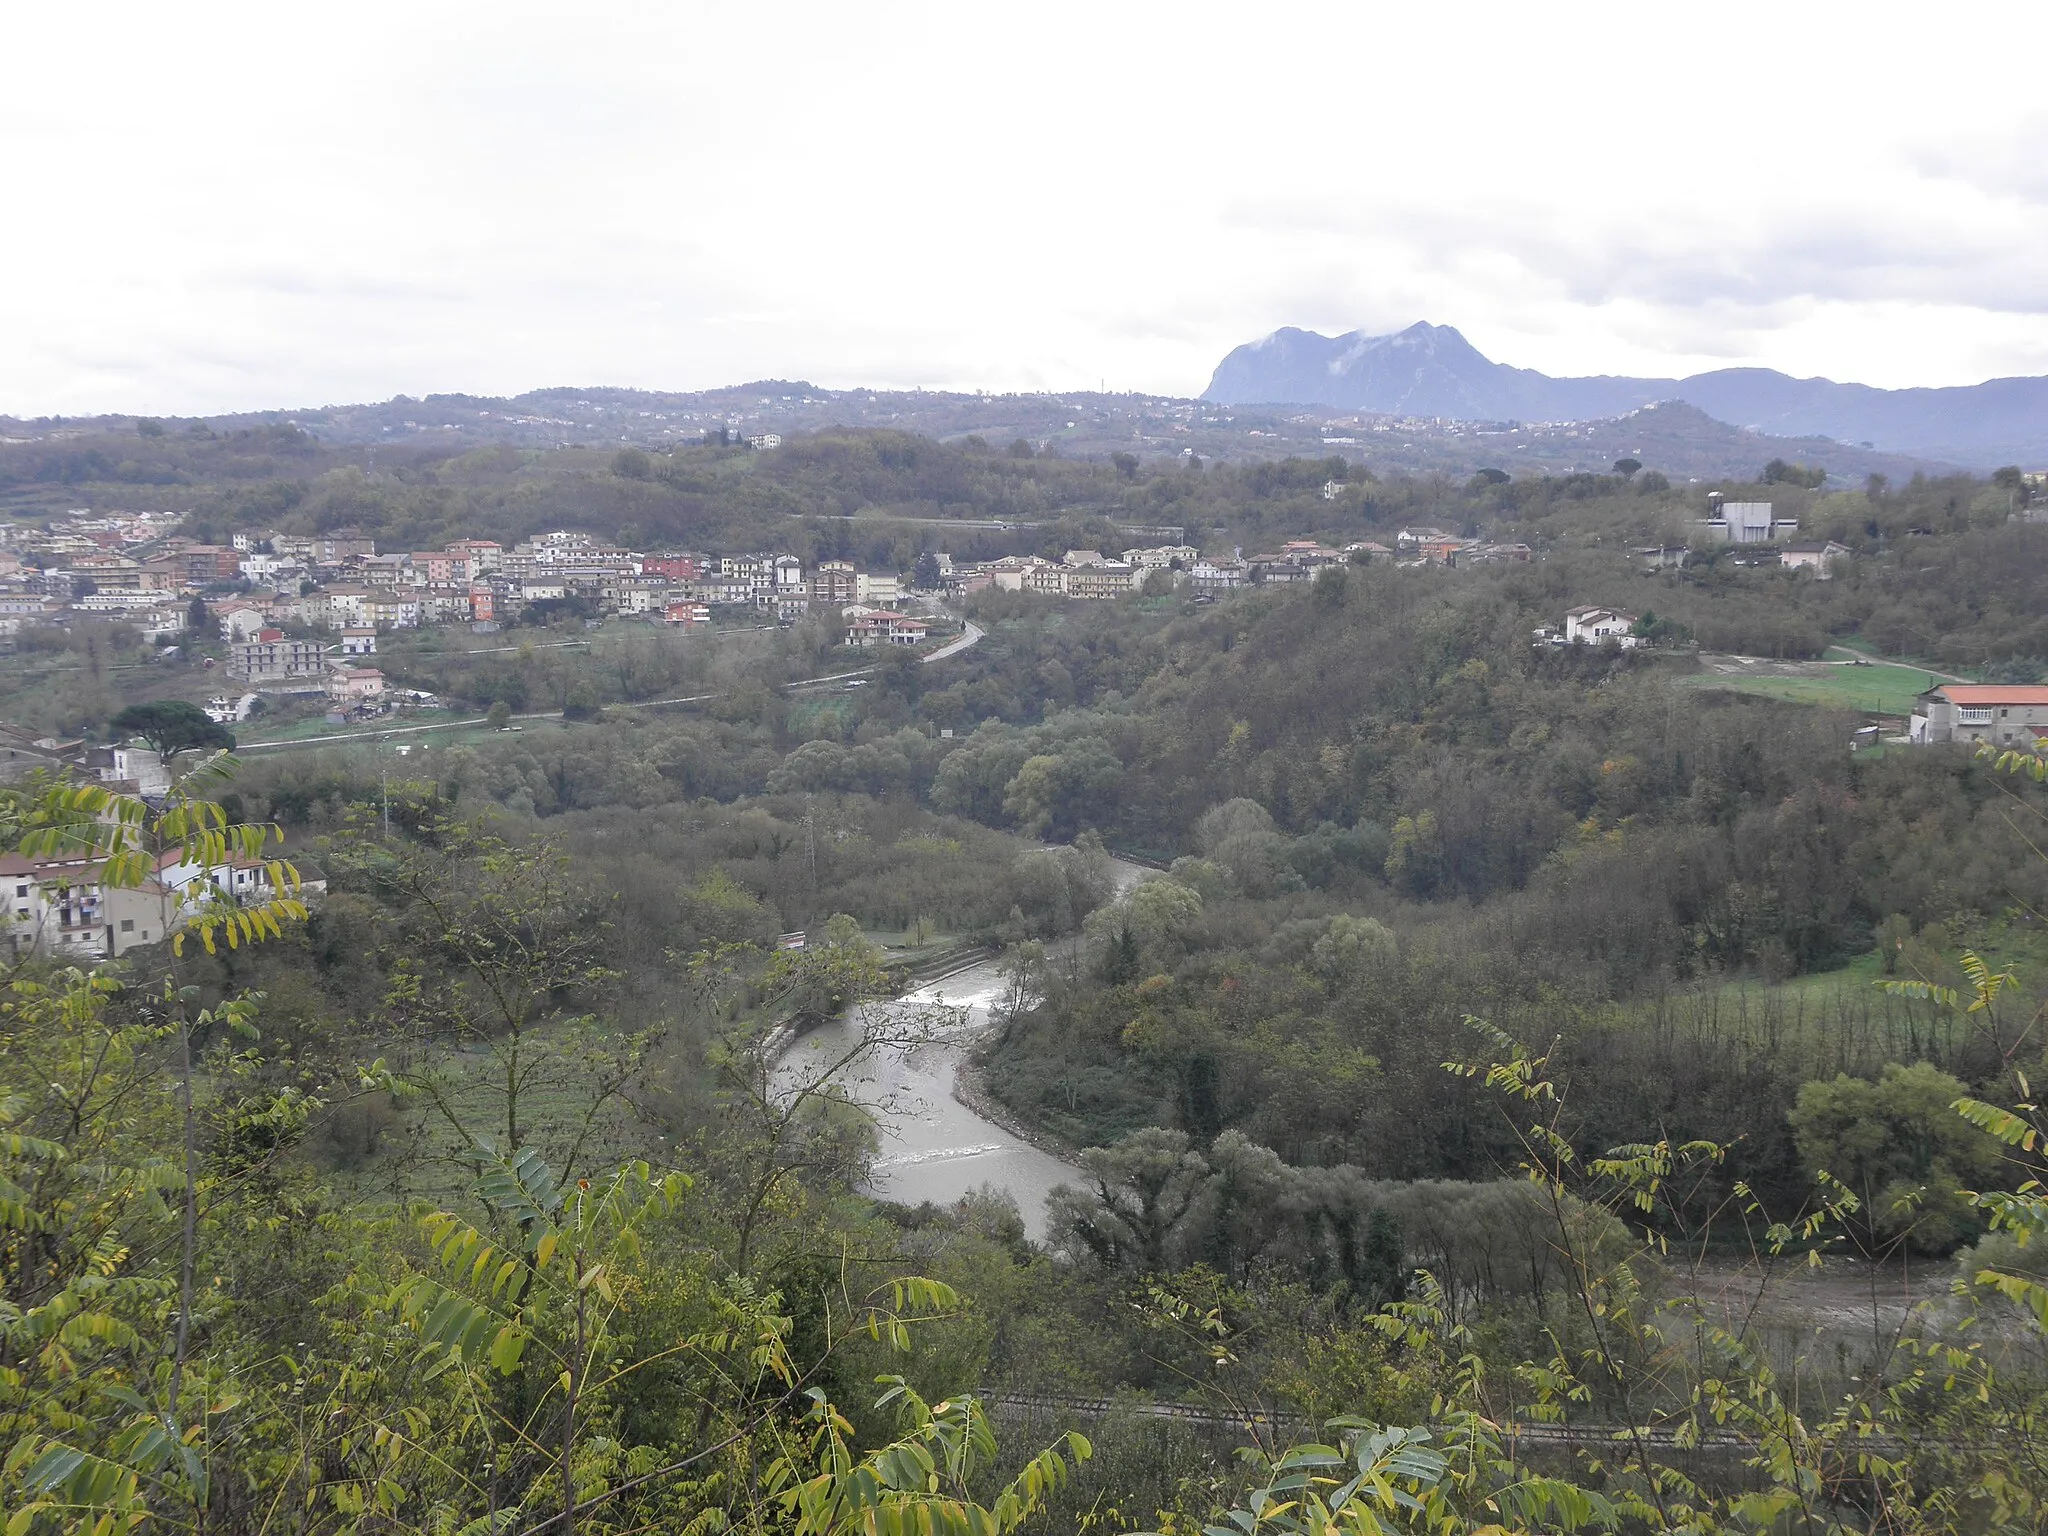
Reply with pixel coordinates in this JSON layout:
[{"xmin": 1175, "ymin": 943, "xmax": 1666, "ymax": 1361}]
[{"xmin": 110, "ymin": 699, "xmax": 234, "ymax": 761}]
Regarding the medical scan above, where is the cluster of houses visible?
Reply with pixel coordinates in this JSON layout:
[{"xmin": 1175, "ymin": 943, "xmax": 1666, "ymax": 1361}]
[
  {"xmin": 1, "ymin": 510, "xmax": 1259, "ymax": 697},
  {"xmin": 974, "ymin": 529, "xmax": 1537, "ymax": 602},
  {"xmin": 0, "ymin": 508, "xmax": 189, "ymax": 639},
  {"xmin": 0, "ymin": 496, "xmax": 1865, "ymax": 696},
  {"xmin": 1185, "ymin": 541, "xmax": 1361, "ymax": 594},
  {"xmin": 0, "ymin": 518, "xmax": 921, "ymax": 644},
  {"xmin": 4, "ymin": 510, "xmax": 1548, "ymax": 654},
  {"xmin": 971, "ymin": 538, "xmax": 1454, "ymax": 599},
  {"xmin": 973, "ymin": 545, "xmax": 1199, "ymax": 599},
  {"xmin": 0, "ymin": 515, "xmax": 928, "ymax": 649},
  {"xmin": 0, "ymin": 843, "xmax": 321, "ymax": 963},
  {"xmin": 0, "ymin": 725, "xmax": 324, "ymax": 964},
  {"xmin": 1389, "ymin": 528, "xmax": 1536, "ymax": 567}
]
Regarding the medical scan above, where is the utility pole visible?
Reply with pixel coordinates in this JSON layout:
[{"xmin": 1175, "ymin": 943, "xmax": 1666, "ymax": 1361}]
[{"xmin": 382, "ymin": 766, "xmax": 390, "ymax": 840}]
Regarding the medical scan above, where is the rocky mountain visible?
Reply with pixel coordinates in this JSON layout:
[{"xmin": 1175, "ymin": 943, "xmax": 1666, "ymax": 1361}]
[{"xmin": 1202, "ymin": 322, "xmax": 2048, "ymax": 467}]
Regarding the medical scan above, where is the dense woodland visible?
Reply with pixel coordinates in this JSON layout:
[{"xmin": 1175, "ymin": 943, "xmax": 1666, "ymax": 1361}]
[{"xmin": 6, "ymin": 430, "xmax": 2048, "ymax": 1532}]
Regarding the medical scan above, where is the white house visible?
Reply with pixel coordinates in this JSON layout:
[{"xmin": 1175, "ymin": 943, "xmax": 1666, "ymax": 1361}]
[{"xmin": 1562, "ymin": 606, "xmax": 1642, "ymax": 646}]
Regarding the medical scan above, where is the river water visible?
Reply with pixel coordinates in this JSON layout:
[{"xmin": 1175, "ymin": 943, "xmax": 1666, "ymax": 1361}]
[{"xmin": 769, "ymin": 855, "xmax": 1145, "ymax": 1239}]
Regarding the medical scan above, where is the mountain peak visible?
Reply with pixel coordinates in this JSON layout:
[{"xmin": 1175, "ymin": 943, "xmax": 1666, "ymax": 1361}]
[
  {"xmin": 1207, "ymin": 322, "xmax": 1514, "ymax": 421},
  {"xmin": 1199, "ymin": 323, "xmax": 2048, "ymax": 465}
]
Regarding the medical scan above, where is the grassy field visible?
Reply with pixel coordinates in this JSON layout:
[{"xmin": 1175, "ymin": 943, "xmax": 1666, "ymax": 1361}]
[
  {"xmin": 1676, "ymin": 660, "xmax": 1942, "ymax": 715},
  {"xmin": 1706, "ymin": 915, "xmax": 2047, "ymax": 1017}
]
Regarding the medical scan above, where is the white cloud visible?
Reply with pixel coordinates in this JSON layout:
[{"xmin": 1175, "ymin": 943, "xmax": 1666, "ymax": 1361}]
[{"xmin": 3, "ymin": 0, "xmax": 2045, "ymax": 413}]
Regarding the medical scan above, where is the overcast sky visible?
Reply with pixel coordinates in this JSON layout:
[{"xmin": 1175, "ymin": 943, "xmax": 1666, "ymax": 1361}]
[{"xmin": 6, "ymin": 1, "xmax": 2046, "ymax": 416}]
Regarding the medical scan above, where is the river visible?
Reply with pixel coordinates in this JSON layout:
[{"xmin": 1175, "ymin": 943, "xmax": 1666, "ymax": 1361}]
[{"xmin": 769, "ymin": 854, "xmax": 1147, "ymax": 1239}]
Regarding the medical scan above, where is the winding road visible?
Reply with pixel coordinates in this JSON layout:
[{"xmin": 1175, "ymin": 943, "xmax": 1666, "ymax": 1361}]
[{"xmin": 921, "ymin": 618, "xmax": 983, "ymax": 663}]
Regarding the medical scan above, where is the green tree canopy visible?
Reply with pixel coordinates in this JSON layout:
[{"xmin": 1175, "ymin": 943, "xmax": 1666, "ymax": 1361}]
[
  {"xmin": 110, "ymin": 699, "xmax": 234, "ymax": 761},
  {"xmin": 1762, "ymin": 457, "xmax": 1827, "ymax": 488},
  {"xmin": 1790, "ymin": 1061, "xmax": 2004, "ymax": 1252}
]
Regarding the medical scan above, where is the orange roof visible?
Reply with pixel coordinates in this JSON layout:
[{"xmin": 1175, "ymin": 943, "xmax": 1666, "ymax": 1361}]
[{"xmin": 1932, "ymin": 685, "xmax": 2048, "ymax": 704}]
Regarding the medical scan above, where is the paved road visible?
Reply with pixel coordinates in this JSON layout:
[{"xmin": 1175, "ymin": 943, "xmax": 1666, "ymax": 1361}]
[
  {"xmin": 237, "ymin": 714, "xmax": 514, "ymax": 751},
  {"xmin": 923, "ymin": 620, "xmax": 983, "ymax": 663}
]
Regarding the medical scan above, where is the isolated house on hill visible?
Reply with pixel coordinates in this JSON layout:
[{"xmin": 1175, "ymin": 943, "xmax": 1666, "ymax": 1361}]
[
  {"xmin": 1562, "ymin": 606, "xmax": 1641, "ymax": 646},
  {"xmin": 1911, "ymin": 684, "xmax": 2048, "ymax": 746}
]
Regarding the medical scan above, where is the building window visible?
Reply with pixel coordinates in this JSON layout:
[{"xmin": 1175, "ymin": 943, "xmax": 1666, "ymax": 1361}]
[{"xmin": 120, "ymin": 919, "xmax": 135, "ymax": 933}]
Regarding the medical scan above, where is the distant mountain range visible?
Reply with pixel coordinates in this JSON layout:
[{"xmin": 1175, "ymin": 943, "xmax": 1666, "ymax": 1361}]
[{"xmin": 1202, "ymin": 323, "xmax": 2048, "ymax": 468}]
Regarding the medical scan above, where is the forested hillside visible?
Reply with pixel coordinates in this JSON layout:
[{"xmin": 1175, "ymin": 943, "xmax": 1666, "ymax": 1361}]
[
  {"xmin": 7, "ymin": 432, "xmax": 2048, "ymax": 1532},
  {"xmin": 2, "ymin": 413, "xmax": 2021, "ymax": 581}
]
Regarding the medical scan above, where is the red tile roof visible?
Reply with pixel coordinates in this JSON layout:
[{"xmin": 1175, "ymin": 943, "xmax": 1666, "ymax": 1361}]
[{"xmin": 1931, "ymin": 685, "xmax": 2048, "ymax": 705}]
